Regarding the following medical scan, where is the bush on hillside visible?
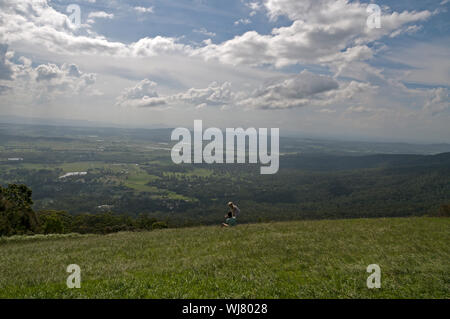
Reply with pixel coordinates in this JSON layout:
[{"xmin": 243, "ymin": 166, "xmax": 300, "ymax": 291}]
[{"xmin": 152, "ymin": 221, "xmax": 168, "ymax": 230}]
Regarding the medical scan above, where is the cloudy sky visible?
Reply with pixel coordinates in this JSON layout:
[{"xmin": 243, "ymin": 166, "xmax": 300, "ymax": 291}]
[{"xmin": 0, "ymin": 0, "xmax": 449, "ymax": 142}]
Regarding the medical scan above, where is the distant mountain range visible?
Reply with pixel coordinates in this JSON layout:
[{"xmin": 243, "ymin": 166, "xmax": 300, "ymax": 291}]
[
  {"xmin": 0, "ymin": 115, "xmax": 172, "ymax": 130},
  {"xmin": 1, "ymin": 115, "xmax": 449, "ymax": 155}
]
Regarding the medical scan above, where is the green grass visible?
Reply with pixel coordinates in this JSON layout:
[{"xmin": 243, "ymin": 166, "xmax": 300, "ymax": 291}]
[
  {"xmin": 124, "ymin": 167, "xmax": 161, "ymax": 193},
  {"xmin": 163, "ymin": 168, "xmax": 213, "ymax": 179},
  {"xmin": 122, "ymin": 166, "xmax": 196, "ymax": 201},
  {"xmin": 0, "ymin": 217, "xmax": 448, "ymax": 298},
  {"xmin": 58, "ymin": 162, "xmax": 107, "ymax": 172}
]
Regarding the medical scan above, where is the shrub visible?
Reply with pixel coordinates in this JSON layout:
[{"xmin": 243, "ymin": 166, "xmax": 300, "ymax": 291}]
[
  {"xmin": 437, "ymin": 204, "xmax": 450, "ymax": 217},
  {"xmin": 152, "ymin": 221, "xmax": 168, "ymax": 230}
]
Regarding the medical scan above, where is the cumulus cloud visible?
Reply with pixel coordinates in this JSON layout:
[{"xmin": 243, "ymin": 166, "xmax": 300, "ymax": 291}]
[
  {"xmin": 424, "ymin": 88, "xmax": 449, "ymax": 114},
  {"xmin": 197, "ymin": 0, "xmax": 432, "ymax": 68},
  {"xmin": 129, "ymin": 37, "xmax": 193, "ymax": 57},
  {"xmin": 0, "ymin": 50, "xmax": 98, "ymax": 103},
  {"xmin": 240, "ymin": 71, "xmax": 380, "ymax": 110},
  {"xmin": 33, "ymin": 63, "xmax": 96, "ymax": 93},
  {"xmin": 115, "ymin": 71, "xmax": 381, "ymax": 111},
  {"xmin": 174, "ymin": 82, "xmax": 233, "ymax": 108},
  {"xmin": 331, "ymin": 80, "xmax": 377, "ymax": 101},
  {"xmin": 116, "ymin": 79, "xmax": 167, "ymax": 108},
  {"xmin": 0, "ymin": 1, "xmax": 188, "ymax": 58},
  {"xmin": 35, "ymin": 64, "xmax": 61, "ymax": 82},
  {"xmin": 0, "ymin": 0, "xmax": 432, "ymax": 74},
  {"xmin": 0, "ymin": 0, "xmax": 127, "ymax": 56},
  {"xmin": 116, "ymin": 80, "xmax": 234, "ymax": 109},
  {"xmin": 238, "ymin": 70, "xmax": 339, "ymax": 109}
]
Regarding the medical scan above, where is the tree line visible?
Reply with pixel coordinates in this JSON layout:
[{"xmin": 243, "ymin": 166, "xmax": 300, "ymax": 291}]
[{"xmin": 0, "ymin": 184, "xmax": 168, "ymax": 237}]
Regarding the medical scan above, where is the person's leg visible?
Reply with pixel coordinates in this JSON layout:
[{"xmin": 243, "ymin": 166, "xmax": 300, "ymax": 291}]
[{"xmin": 222, "ymin": 223, "xmax": 229, "ymax": 227}]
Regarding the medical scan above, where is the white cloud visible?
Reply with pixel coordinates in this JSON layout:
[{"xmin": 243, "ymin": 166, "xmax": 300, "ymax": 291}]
[
  {"xmin": 389, "ymin": 24, "xmax": 423, "ymax": 38},
  {"xmin": 246, "ymin": 1, "xmax": 263, "ymax": 16},
  {"xmin": 238, "ymin": 70, "xmax": 339, "ymax": 109},
  {"xmin": 0, "ymin": 0, "xmax": 432, "ymax": 73},
  {"xmin": 116, "ymin": 79, "xmax": 167, "ymax": 108},
  {"xmin": 114, "ymin": 70, "xmax": 381, "ymax": 111},
  {"xmin": 174, "ymin": 81, "xmax": 233, "ymax": 108},
  {"xmin": 199, "ymin": 0, "xmax": 432, "ymax": 68},
  {"xmin": 0, "ymin": 1, "xmax": 187, "ymax": 59},
  {"xmin": 116, "ymin": 80, "xmax": 234, "ymax": 109},
  {"xmin": 129, "ymin": 37, "xmax": 193, "ymax": 57},
  {"xmin": 134, "ymin": 6, "xmax": 154, "ymax": 14},
  {"xmin": 0, "ymin": 0, "xmax": 127, "ymax": 56},
  {"xmin": 234, "ymin": 18, "xmax": 251, "ymax": 25},
  {"xmin": 86, "ymin": 11, "xmax": 114, "ymax": 25},
  {"xmin": 424, "ymin": 88, "xmax": 449, "ymax": 114},
  {"xmin": 0, "ymin": 50, "xmax": 98, "ymax": 104},
  {"xmin": 235, "ymin": 70, "xmax": 379, "ymax": 111},
  {"xmin": 88, "ymin": 11, "xmax": 114, "ymax": 19}
]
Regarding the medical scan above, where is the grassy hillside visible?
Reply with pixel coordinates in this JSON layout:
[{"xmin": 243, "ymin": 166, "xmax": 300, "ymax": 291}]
[{"xmin": 0, "ymin": 217, "xmax": 448, "ymax": 298}]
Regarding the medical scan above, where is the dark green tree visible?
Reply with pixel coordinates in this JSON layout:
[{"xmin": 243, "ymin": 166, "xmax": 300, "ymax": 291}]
[
  {"xmin": 0, "ymin": 184, "xmax": 39, "ymax": 236},
  {"xmin": 37, "ymin": 210, "xmax": 73, "ymax": 234}
]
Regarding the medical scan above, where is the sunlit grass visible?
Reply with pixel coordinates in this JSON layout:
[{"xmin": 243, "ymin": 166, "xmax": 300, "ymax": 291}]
[
  {"xmin": 0, "ymin": 217, "xmax": 448, "ymax": 298},
  {"xmin": 163, "ymin": 168, "xmax": 213, "ymax": 179}
]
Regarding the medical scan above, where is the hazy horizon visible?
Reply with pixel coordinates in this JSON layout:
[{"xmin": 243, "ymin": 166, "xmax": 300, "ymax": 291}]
[{"xmin": 2, "ymin": 114, "xmax": 450, "ymax": 146}]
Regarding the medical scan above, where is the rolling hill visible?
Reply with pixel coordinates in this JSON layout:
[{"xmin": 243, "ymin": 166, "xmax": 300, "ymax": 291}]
[{"xmin": 1, "ymin": 217, "xmax": 448, "ymax": 298}]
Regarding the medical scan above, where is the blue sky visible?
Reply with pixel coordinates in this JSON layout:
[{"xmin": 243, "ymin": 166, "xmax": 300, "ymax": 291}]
[
  {"xmin": 0, "ymin": 0, "xmax": 449, "ymax": 142},
  {"xmin": 49, "ymin": 0, "xmax": 293, "ymax": 44}
]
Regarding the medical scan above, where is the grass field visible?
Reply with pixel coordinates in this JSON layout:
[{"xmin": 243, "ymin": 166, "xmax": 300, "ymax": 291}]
[{"xmin": 0, "ymin": 217, "xmax": 448, "ymax": 298}]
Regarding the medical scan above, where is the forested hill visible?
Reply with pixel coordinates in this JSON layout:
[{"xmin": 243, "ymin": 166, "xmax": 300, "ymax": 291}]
[
  {"xmin": 281, "ymin": 152, "xmax": 450, "ymax": 171},
  {"xmin": 1, "ymin": 122, "xmax": 449, "ymax": 227}
]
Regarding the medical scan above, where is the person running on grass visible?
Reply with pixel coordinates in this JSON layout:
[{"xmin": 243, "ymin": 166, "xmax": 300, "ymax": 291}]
[
  {"xmin": 228, "ymin": 201, "xmax": 240, "ymax": 218},
  {"xmin": 222, "ymin": 211, "xmax": 237, "ymax": 227}
]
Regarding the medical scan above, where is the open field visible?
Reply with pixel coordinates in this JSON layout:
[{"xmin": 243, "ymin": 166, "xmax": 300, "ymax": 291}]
[{"xmin": 0, "ymin": 217, "xmax": 448, "ymax": 298}]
